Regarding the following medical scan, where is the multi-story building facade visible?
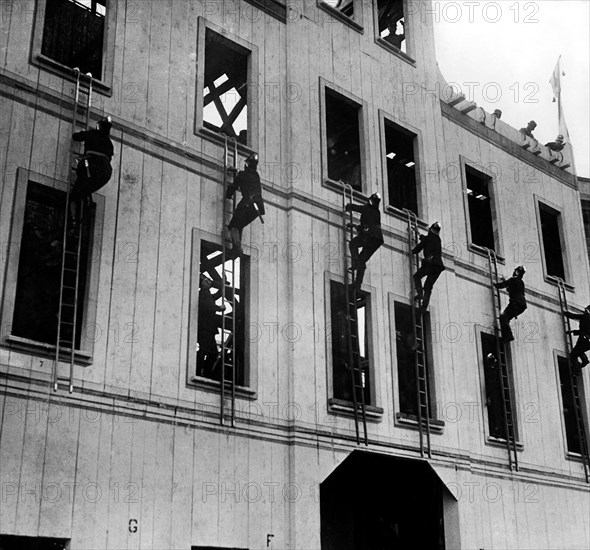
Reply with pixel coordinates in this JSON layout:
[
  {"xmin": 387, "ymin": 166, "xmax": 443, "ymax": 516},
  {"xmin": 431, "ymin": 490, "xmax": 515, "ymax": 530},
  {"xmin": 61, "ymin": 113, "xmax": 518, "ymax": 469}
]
[{"xmin": 1, "ymin": 1, "xmax": 588, "ymax": 548}]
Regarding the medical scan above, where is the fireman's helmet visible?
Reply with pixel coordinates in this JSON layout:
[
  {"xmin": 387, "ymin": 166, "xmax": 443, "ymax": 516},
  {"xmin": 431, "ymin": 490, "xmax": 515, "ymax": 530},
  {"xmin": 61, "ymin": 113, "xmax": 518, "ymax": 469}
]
[
  {"xmin": 430, "ymin": 222, "xmax": 441, "ymax": 234},
  {"xmin": 246, "ymin": 153, "xmax": 259, "ymax": 168},
  {"xmin": 98, "ymin": 115, "xmax": 112, "ymax": 131},
  {"xmin": 369, "ymin": 192, "xmax": 381, "ymax": 205},
  {"xmin": 514, "ymin": 265, "xmax": 526, "ymax": 276}
]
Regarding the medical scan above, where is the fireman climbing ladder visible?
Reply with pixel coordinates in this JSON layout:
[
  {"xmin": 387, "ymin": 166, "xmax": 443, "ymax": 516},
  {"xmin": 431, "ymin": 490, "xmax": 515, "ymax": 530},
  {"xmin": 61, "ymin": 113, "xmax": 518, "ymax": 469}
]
[
  {"xmin": 53, "ymin": 68, "xmax": 93, "ymax": 393},
  {"xmin": 556, "ymin": 278, "xmax": 590, "ymax": 483},
  {"xmin": 405, "ymin": 211, "xmax": 431, "ymax": 458},
  {"xmin": 220, "ymin": 135, "xmax": 239, "ymax": 426},
  {"xmin": 342, "ymin": 184, "xmax": 368, "ymax": 446},
  {"xmin": 486, "ymin": 249, "xmax": 519, "ymax": 471}
]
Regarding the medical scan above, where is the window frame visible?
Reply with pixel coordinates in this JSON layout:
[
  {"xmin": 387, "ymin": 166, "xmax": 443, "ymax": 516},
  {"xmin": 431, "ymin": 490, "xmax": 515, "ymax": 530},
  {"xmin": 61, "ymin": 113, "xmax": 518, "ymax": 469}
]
[
  {"xmin": 372, "ymin": 0, "xmax": 416, "ymax": 65},
  {"xmin": 379, "ymin": 109, "xmax": 424, "ymax": 220},
  {"xmin": 319, "ymin": 77, "xmax": 370, "ymax": 198},
  {"xmin": 194, "ymin": 17, "xmax": 259, "ymax": 154},
  {"xmin": 460, "ymin": 156, "xmax": 504, "ymax": 261},
  {"xmin": 324, "ymin": 272, "xmax": 382, "ymax": 418},
  {"xmin": 31, "ymin": 0, "xmax": 117, "ymax": 94},
  {"xmin": 187, "ymin": 229, "xmax": 256, "ymax": 397},
  {"xmin": 1, "ymin": 168, "xmax": 104, "ymax": 364},
  {"xmin": 535, "ymin": 196, "xmax": 571, "ymax": 285},
  {"xmin": 317, "ymin": 0, "xmax": 364, "ymax": 33}
]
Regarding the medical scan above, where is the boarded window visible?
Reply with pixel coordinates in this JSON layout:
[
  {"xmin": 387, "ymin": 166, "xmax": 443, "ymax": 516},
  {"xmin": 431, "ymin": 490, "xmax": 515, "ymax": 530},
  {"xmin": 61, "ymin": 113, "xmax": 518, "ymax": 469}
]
[
  {"xmin": 325, "ymin": 89, "xmax": 363, "ymax": 191},
  {"xmin": 41, "ymin": 0, "xmax": 106, "ymax": 79},
  {"xmin": 384, "ymin": 120, "xmax": 417, "ymax": 214},
  {"xmin": 330, "ymin": 281, "xmax": 371, "ymax": 405},
  {"xmin": 539, "ymin": 203, "xmax": 565, "ymax": 279},
  {"xmin": 377, "ymin": 0, "xmax": 406, "ymax": 52},
  {"xmin": 466, "ymin": 166, "xmax": 495, "ymax": 250},
  {"xmin": 557, "ymin": 355, "xmax": 584, "ymax": 454}
]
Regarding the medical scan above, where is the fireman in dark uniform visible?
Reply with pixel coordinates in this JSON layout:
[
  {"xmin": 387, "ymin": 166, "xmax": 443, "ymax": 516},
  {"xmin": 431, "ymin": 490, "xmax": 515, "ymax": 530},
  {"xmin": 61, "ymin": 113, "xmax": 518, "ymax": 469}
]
[
  {"xmin": 226, "ymin": 153, "xmax": 265, "ymax": 258},
  {"xmin": 70, "ymin": 115, "xmax": 114, "ymax": 225},
  {"xmin": 345, "ymin": 192, "xmax": 384, "ymax": 287},
  {"xmin": 412, "ymin": 222, "xmax": 445, "ymax": 312},
  {"xmin": 197, "ymin": 275, "xmax": 225, "ymax": 378},
  {"xmin": 565, "ymin": 305, "xmax": 590, "ymax": 369},
  {"xmin": 494, "ymin": 265, "xmax": 527, "ymax": 342}
]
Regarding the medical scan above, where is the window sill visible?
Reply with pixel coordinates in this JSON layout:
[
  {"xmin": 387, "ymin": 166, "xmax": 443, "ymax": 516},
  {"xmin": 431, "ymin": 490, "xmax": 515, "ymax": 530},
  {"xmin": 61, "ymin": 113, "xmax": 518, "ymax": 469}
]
[
  {"xmin": 317, "ymin": 2, "xmax": 363, "ymax": 33},
  {"xmin": 384, "ymin": 205, "xmax": 428, "ymax": 229},
  {"xmin": 468, "ymin": 243, "xmax": 505, "ymax": 265},
  {"xmin": 545, "ymin": 275, "xmax": 574, "ymax": 291},
  {"xmin": 485, "ymin": 435, "xmax": 524, "ymax": 451},
  {"xmin": 328, "ymin": 398, "xmax": 383, "ymax": 420},
  {"xmin": 189, "ymin": 375, "xmax": 257, "ymax": 400},
  {"xmin": 323, "ymin": 177, "xmax": 365, "ymax": 200},
  {"xmin": 375, "ymin": 38, "xmax": 416, "ymax": 66},
  {"xmin": 4, "ymin": 335, "xmax": 92, "ymax": 365},
  {"xmin": 565, "ymin": 450, "xmax": 587, "ymax": 463},
  {"xmin": 33, "ymin": 54, "xmax": 112, "ymax": 96},
  {"xmin": 395, "ymin": 412, "xmax": 444, "ymax": 434},
  {"xmin": 196, "ymin": 126, "xmax": 257, "ymax": 159}
]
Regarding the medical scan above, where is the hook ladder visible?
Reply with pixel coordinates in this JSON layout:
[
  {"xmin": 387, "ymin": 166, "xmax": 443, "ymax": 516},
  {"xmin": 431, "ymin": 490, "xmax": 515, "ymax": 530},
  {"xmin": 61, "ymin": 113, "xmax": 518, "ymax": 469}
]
[
  {"xmin": 556, "ymin": 278, "xmax": 590, "ymax": 483},
  {"xmin": 53, "ymin": 68, "xmax": 93, "ymax": 393},
  {"xmin": 342, "ymin": 184, "xmax": 368, "ymax": 445},
  {"xmin": 405, "ymin": 211, "xmax": 431, "ymax": 458},
  {"xmin": 486, "ymin": 249, "xmax": 518, "ymax": 471}
]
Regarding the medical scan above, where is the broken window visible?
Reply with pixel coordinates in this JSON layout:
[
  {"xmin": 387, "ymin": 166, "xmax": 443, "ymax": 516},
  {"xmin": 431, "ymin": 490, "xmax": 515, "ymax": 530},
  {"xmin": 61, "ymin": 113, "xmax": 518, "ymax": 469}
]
[
  {"xmin": 465, "ymin": 166, "xmax": 495, "ymax": 250},
  {"xmin": 557, "ymin": 355, "xmax": 585, "ymax": 454},
  {"xmin": 196, "ymin": 240, "xmax": 247, "ymax": 386},
  {"xmin": 481, "ymin": 332, "xmax": 515, "ymax": 440},
  {"xmin": 203, "ymin": 28, "xmax": 250, "ymax": 144},
  {"xmin": 330, "ymin": 281, "xmax": 372, "ymax": 405},
  {"xmin": 0, "ymin": 535, "xmax": 69, "ymax": 550},
  {"xmin": 384, "ymin": 120, "xmax": 418, "ymax": 214},
  {"xmin": 539, "ymin": 202, "xmax": 566, "ymax": 279},
  {"xmin": 376, "ymin": 0, "xmax": 406, "ymax": 52},
  {"xmin": 320, "ymin": 0, "xmax": 355, "ymax": 18},
  {"xmin": 11, "ymin": 181, "xmax": 92, "ymax": 348},
  {"xmin": 394, "ymin": 302, "xmax": 434, "ymax": 418},
  {"xmin": 41, "ymin": 0, "xmax": 106, "ymax": 79},
  {"xmin": 325, "ymin": 89, "xmax": 363, "ymax": 191}
]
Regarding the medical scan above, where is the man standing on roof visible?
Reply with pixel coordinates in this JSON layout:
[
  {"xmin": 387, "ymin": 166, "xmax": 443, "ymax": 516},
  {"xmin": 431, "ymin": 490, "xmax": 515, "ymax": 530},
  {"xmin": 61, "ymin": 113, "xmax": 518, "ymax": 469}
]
[
  {"xmin": 412, "ymin": 222, "xmax": 445, "ymax": 312},
  {"xmin": 226, "ymin": 153, "xmax": 265, "ymax": 258},
  {"xmin": 494, "ymin": 265, "xmax": 527, "ymax": 342},
  {"xmin": 70, "ymin": 115, "xmax": 114, "ymax": 226},
  {"xmin": 565, "ymin": 305, "xmax": 590, "ymax": 369},
  {"xmin": 345, "ymin": 192, "xmax": 384, "ymax": 287}
]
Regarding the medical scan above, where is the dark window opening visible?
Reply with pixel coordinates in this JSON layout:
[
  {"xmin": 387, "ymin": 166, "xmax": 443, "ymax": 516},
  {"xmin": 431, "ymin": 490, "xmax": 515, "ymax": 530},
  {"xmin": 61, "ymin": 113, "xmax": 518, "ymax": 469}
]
[
  {"xmin": 582, "ymin": 201, "xmax": 590, "ymax": 260},
  {"xmin": 321, "ymin": 452, "xmax": 446, "ymax": 550},
  {"xmin": 466, "ymin": 166, "xmax": 495, "ymax": 250},
  {"xmin": 558, "ymin": 355, "xmax": 584, "ymax": 454},
  {"xmin": 539, "ymin": 203, "xmax": 565, "ymax": 279},
  {"xmin": 377, "ymin": 0, "xmax": 406, "ymax": 52},
  {"xmin": 330, "ymin": 281, "xmax": 371, "ymax": 405},
  {"xmin": 203, "ymin": 29, "xmax": 249, "ymax": 144},
  {"xmin": 394, "ymin": 302, "xmax": 433, "ymax": 418},
  {"xmin": 481, "ymin": 332, "xmax": 512, "ymax": 440},
  {"xmin": 197, "ymin": 240, "xmax": 246, "ymax": 386},
  {"xmin": 12, "ymin": 182, "xmax": 92, "ymax": 348},
  {"xmin": 0, "ymin": 535, "xmax": 69, "ymax": 550},
  {"xmin": 384, "ymin": 120, "xmax": 417, "ymax": 214},
  {"xmin": 42, "ymin": 0, "xmax": 106, "ymax": 79},
  {"xmin": 326, "ymin": 89, "xmax": 363, "ymax": 191},
  {"xmin": 320, "ymin": 0, "xmax": 354, "ymax": 18}
]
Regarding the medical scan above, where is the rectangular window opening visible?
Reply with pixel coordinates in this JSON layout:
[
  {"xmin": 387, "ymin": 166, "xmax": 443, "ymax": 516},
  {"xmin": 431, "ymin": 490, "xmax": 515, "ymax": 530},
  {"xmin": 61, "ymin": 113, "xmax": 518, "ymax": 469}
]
[
  {"xmin": 41, "ymin": 0, "xmax": 106, "ymax": 79},
  {"xmin": 326, "ymin": 89, "xmax": 363, "ymax": 191},
  {"xmin": 320, "ymin": 0, "xmax": 355, "ymax": 18},
  {"xmin": 394, "ymin": 301, "xmax": 434, "ymax": 418},
  {"xmin": 466, "ymin": 166, "xmax": 495, "ymax": 250},
  {"xmin": 539, "ymin": 203, "xmax": 565, "ymax": 279},
  {"xmin": 197, "ymin": 240, "xmax": 247, "ymax": 386},
  {"xmin": 330, "ymin": 281, "xmax": 372, "ymax": 405},
  {"xmin": 377, "ymin": 0, "xmax": 406, "ymax": 52},
  {"xmin": 0, "ymin": 535, "xmax": 69, "ymax": 550},
  {"xmin": 384, "ymin": 120, "xmax": 417, "ymax": 214},
  {"xmin": 12, "ymin": 181, "xmax": 93, "ymax": 349},
  {"xmin": 557, "ymin": 355, "xmax": 584, "ymax": 454},
  {"xmin": 203, "ymin": 29, "xmax": 250, "ymax": 145},
  {"xmin": 581, "ymin": 201, "xmax": 590, "ymax": 260}
]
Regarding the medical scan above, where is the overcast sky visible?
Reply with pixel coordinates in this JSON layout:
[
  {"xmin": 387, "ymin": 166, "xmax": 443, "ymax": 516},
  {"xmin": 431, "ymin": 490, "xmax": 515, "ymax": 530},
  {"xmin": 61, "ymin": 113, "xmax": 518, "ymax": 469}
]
[{"xmin": 433, "ymin": 0, "xmax": 590, "ymax": 177}]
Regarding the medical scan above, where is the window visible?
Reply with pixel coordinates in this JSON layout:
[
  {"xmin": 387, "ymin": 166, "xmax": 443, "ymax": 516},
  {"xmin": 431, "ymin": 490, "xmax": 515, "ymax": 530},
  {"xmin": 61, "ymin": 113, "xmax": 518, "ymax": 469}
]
[
  {"xmin": 394, "ymin": 302, "xmax": 434, "ymax": 419},
  {"xmin": 1, "ymin": 169, "xmax": 103, "ymax": 360},
  {"xmin": 538, "ymin": 202, "xmax": 566, "ymax": 280},
  {"xmin": 480, "ymin": 332, "xmax": 515, "ymax": 440},
  {"xmin": 330, "ymin": 281, "xmax": 372, "ymax": 405},
  {"xmin": 0, "ymin": 535, "xmax": 69, "ymax": 550},
  {"xmin": 319, "ymin": 0, "xmax": 357, "ymax": 22},
  {"xmin": 324, "ymin": 88, "xmax": 364, "ymax": 192},
  {"xmin": 557, "ymin": 355, "xmax": 586, "ymax": 454},
  {"xmin": 190, "ymin": 238, "xmax": 249, "ymax": 388},
  {"xmin": 376, "ymin": 0, "xmax": 406, "ymax": 53},
  {"xmin": 582, "ymin": 200, "xmax": 590, "ymax": 260},
  {"xmin": 465, "ymin": 165, "xmax": 496, "ymax": 251},
  {"xmin": 383, "ymin": 119, "xmax": 418, "ymax": 214}
]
